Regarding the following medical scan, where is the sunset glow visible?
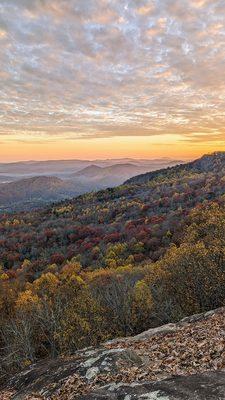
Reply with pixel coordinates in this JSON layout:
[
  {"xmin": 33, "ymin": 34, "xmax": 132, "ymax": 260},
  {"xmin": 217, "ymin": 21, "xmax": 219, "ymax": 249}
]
[
  {"xmin": 1, "ymin": 0, "xmax": 225, "ymax": 161},
  {"xmin": 1, "ymin": 135, "xmax": 225, "ymax": 163}
]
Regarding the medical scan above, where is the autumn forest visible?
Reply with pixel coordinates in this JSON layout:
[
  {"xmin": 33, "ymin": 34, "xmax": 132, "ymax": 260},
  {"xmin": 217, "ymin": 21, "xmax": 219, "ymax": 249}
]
[{"xmin": 1, "ymin": 151, "xmax": 225, "ymax": 383}]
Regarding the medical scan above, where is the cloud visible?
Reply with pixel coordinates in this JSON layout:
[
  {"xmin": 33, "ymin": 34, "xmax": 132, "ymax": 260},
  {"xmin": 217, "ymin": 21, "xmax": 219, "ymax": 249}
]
[{"xmin": 0, "ymin": 0, "xmax": 225, "ymax": 144}]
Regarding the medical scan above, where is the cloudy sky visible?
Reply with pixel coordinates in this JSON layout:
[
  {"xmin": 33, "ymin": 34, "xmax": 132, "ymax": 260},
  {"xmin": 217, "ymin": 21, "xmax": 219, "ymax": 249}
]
[{"xmin": 0, "ymin": 0, "xmax": 225, "ymax": 161}]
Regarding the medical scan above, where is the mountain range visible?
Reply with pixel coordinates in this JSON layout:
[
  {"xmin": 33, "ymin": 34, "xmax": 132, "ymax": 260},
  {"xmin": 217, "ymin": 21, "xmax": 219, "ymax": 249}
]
[
  {"xmin": 0, "ymin": 157, "xmax": 183, "ymax": 177},
  {"xmin": 0, "ymin": 157, "xmax": 183, "ymax": 211},
  {"xmin": 0, "ymin": 151, "xmax": 224, "ymax": 273}
]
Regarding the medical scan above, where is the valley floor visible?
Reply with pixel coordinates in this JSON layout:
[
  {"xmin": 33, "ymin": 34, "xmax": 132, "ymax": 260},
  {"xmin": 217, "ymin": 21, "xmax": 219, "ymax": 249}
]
[{"xmin": 1, "ymin": 307, "xmax": 225, "ymax": 399}]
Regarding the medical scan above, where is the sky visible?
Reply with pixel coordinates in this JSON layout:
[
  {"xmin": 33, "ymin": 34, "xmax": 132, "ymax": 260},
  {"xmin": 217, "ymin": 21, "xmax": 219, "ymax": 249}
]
[{"xmin": 0, "ymin": 0, "xmax": 225, "ymax": 161}]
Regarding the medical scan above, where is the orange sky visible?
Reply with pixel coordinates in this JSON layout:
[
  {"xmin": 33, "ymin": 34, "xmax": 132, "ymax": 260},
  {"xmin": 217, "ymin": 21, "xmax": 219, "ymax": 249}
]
[{"xmin": 1, "ymin": 135, "xmax": 225, "ymax": 162}]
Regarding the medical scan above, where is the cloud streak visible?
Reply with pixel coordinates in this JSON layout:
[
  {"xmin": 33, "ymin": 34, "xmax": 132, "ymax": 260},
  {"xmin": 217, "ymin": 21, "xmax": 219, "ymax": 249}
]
[{"xmin": 0, "ymin": 0, "xmax": 225, "ymax": 144}]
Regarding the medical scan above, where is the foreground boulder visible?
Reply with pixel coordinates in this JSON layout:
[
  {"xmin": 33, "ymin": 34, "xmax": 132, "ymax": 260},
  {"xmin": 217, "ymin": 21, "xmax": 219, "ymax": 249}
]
[{"xmin": 1, "ymin": 307, "xmax": 225, "ymax": 399}]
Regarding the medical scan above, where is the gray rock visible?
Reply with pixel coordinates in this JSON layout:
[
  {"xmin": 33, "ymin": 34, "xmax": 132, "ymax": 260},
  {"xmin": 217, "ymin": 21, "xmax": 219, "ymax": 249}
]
[
  {"xmin": 79, "ymin": 370, "xmax": 225, "ymax": 399},
  {"xmin": 6, "ymin": 347, "xmax": 142, "ymax": 399},
  {"xmin": 85, "ymin": 367, "xmax": 99, "ymax": 381}
]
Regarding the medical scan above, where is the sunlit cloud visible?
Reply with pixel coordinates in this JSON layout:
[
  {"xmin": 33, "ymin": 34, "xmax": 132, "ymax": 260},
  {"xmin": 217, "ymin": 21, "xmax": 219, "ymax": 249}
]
[{"xmin": 0, "ymin": 0, "xmax": 225, "ymax": 152}]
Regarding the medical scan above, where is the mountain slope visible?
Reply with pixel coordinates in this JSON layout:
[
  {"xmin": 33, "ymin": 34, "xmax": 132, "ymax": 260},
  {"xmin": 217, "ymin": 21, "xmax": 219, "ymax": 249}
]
[
  {"xmin": 73, "ymin": 164, "xmax": 103, "ymax": 177},
  {"xmin": 125, "ymin": 151, "xmax": 225, "ymax": 185},
  {"xmin": 0, "ymin": 176, "xmax": 82, "ymax": 211},
  {"xmin": 0, "ymin": 152, "xmax": 224, "ymax": 274},
  {"xmin": 73, "ymin": 163, "xmax": 143, "ymax": 177},
  {"xmin": 71, "ymin": 163, "xmax": 154, "ymax": 187}
]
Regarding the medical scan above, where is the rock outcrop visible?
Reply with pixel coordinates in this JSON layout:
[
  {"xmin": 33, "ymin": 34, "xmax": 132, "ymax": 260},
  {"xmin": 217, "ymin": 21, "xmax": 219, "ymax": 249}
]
[
  {"xmin": 7, "ymin": 347, "xmax": 142, "ymax": 399},
  {"xmin": 79, "ymin": 370, "xmax": 225, "ymax": 399},
  {"xmin": 1, "ymin": 307, "xmax": 225, "ymax": 399}
]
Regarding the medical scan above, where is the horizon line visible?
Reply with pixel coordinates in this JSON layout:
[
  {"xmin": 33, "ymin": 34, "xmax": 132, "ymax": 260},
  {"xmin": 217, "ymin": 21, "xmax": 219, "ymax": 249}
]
[{"xmin": 0, "ymin": 156, "xmax": 192, "ymax": 164}]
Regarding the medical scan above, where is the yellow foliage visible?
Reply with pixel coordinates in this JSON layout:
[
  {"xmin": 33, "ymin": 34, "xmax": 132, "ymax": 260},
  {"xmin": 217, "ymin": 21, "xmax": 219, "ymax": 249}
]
[
  {"xmin": 0, "ymin": 265, "xmax": 9, "ymax": 281},
  {"xmin": 33, "ymin": 272, "xmax": 59, "ymax": 297},
  {"xmin": 61, "ymin": 259, "xmax": 81, "ymax": 279},
  {"xmin": 54, "ymin": 205, "xmax": 73, "ymax": 215},
  {"xmin": 132, "ymin": 280, "xmax": 153, "ymax": 329},
  {"xmin": 16, "ymin": 289, "xmax": 40, "ymax": 313}
]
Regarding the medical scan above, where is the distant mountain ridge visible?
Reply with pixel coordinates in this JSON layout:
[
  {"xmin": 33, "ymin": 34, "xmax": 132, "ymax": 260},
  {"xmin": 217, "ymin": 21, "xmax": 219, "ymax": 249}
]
[
  {"xmin": 0, "ymin": 176, "xmax": 81, "ymax": 212},
  {"xmin": 0, "ymin": 157, "xmax": 184, "ymax": 176},
  {"xmin": 72, "ymin": 165, "xmax": 104, "ymax": 178},
  {"xmin": 0, "ymin": 158, "xmax": 184, "ymax": 211},
  {"xmin": 72, "ymin": 163, "xmax": 149, "ymax": 179}
]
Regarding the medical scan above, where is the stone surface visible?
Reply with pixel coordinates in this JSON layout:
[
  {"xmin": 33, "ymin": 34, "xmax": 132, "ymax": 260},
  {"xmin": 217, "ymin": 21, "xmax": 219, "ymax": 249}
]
[
  {"xmin": 79, "ymin": 370, "xmax": 225, "ymax": 400},
  {"xmin": 1, "ymin": 307, "xmax": 225, "ymax": 399},
  {"xmin": 6, "ymin": 347, "xmax": 142, "ymax": 399}
]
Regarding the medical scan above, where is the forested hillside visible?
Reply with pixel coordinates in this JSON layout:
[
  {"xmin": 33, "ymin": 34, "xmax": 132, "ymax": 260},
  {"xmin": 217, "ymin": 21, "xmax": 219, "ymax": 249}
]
[
  {"xmin": 0, "ymin": 176, "xmax": 82, "ymax": 212},
  {"xmin": 0, "ymin": 152, "xmax": 225, "ymax": 277},
  {"xmin": 126, "ymin": 151, "xmax": 225, "ymax": 184},
  {"xmin": 1, "ymin": 152, "xmax": 225, "ymax": 383}
]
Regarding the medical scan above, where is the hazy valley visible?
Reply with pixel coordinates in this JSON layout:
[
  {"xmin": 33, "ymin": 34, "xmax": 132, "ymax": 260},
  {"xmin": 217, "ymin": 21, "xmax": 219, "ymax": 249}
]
[{"xmin": 0, "ymin": 157, "xmax": 183, "ymax": 211}]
